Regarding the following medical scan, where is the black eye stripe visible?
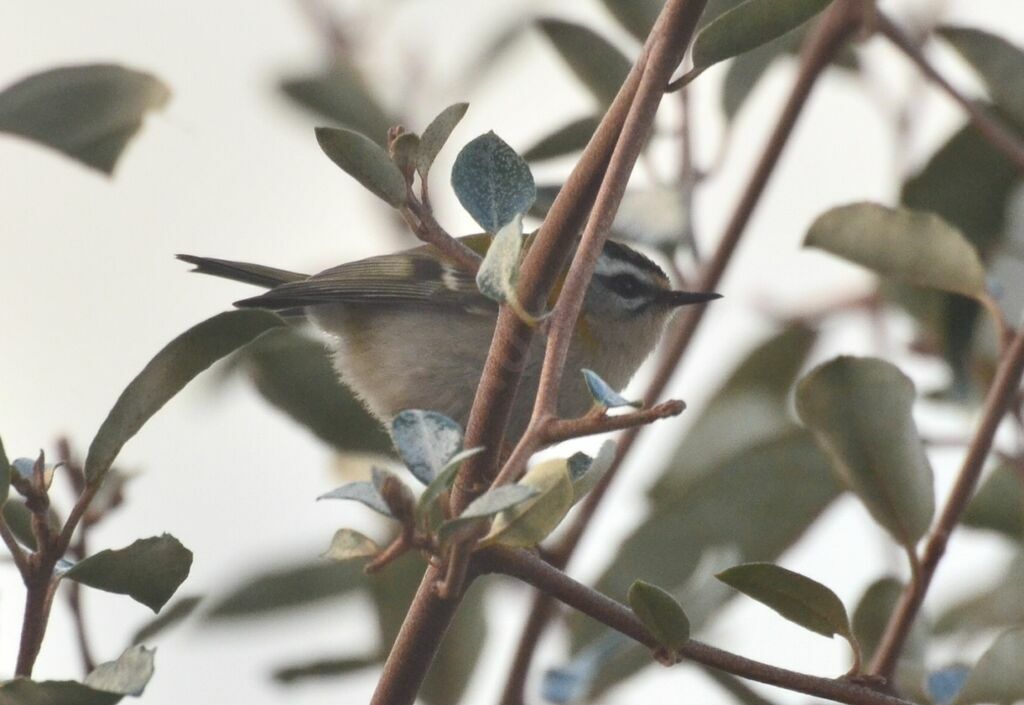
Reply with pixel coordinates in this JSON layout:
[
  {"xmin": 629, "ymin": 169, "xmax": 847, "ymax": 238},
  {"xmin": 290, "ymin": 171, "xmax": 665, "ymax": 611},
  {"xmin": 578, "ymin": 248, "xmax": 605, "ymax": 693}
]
[{"xmin": 599, "ymin": 273, "xmax": 650, "ymax": 298}]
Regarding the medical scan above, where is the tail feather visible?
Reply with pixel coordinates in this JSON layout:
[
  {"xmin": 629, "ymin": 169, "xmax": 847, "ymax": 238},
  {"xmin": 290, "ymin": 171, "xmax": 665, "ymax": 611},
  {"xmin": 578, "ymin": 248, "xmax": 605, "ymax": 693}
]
[{"xmin": 177, "ymin": 254, "xmax": 308, "ymax": 289}]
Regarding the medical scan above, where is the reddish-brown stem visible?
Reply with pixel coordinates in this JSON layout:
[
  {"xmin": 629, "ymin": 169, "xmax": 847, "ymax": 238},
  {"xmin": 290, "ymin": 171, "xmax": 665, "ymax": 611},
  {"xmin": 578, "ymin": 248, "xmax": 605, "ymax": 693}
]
[
  {"xmin": 543, "ymin": 401, "xmax": 686, "ymax": 445},
  {"xmin": 402, "ymin": 198, "xmax": 482, "ymax": 275},
  {"xmin": 15, "ymin": 570, "xmax": 57, "ymax": 677}
]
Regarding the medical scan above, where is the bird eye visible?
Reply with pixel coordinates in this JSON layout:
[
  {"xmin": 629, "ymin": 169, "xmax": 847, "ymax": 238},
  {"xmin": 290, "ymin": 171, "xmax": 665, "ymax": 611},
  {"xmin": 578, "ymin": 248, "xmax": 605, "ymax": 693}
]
[{"xmin": 608, "ymin": 274, "xmax": 644, "ymax": 298}]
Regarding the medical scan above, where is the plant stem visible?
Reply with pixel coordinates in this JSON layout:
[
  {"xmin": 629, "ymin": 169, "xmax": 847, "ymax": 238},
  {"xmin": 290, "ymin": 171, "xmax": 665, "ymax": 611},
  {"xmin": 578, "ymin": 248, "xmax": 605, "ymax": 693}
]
[
  {"xmin": 15, "ymin": 570, "xmax": 56, "ymax": 677},
  {"xmin": 542, "ymin": 400, "xmax": 686, "ymax": 445}
]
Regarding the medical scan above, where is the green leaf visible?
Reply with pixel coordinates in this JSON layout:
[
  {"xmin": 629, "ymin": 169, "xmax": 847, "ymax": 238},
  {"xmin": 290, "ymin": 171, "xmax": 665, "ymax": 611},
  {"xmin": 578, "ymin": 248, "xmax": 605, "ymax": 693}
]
[
  {"xmin": 238, "ymin": 327, "xmax": 392, "ymax": 455},
  {"xmin": 796, "ymin": 356, "xmax": 935, "ymax": 547},
  {"xmin": 721, "ymin": 31, "xmax": 797, "ymax": 120},
  {"xmin": 315, "ymin": 126, "xmax": 408, "ymax": 207},
  {"xmin": 0, "ymin": 680, "xmax": 123, "ymax": 705},
  {"xmin": 717, "ymin": 562, "xmax": 852, "ymax": 640},
  {"xmin": 390, "ymin": 410, "xmax": 463, "ymax": 485},
  {"xmin": 415, "ymin": 447, "xmax": 484, "ymax": 526},
  {"xmin": 522, "ymin": 115, "xmax": 600, "ymax": 162},
  {"xmin": 322, "ymin": 528, "xmax": 380, "ymax": 562},
  {"xmin": 691, "ymin": 0, "xmax": 833, "ymax": 77},
  {"xmin": 417, "ymin": 102, "xmax": 469, "ymax": 178},
  {"xmin": 452, "ymin": 132, "xmax": 535, "ymax": 233},
  {"xmin": 484, "ymin": 458, "xmax": 575, "ymax": 548},
  {"xmin": 65, "ymin": 534, "xmax": 192, "ymax": 612},
  {"xmin": 805, "ymin": 202, "xmax": 987, "ymax": 299},
  {"xmin": 0, "ymin": 432, "xmax": 9, "ymax": 505},
  {"xmin": 571, "ymin": 439, "xmax": 617, "ymax": 501},
  {"xmin": 438, "ymin": 484, "xmax": 539, "ymax": 545},
  {"xmin": 475, "ymin": 215, "xmax": 525, "ymax": 305},
  {"xmin": 536, "ymin": 19, "xmax": 632, "ymax": 106},
  {"xmin": 582, "ymin": 368, "xmax": 640, "ymax": 408},
  {"xmin": 273, "ymin": 656, "xmax": 378, "ymax": 684},
  {"xmin": 963, "ymin": 464, "xmax": 1024, "ymax": 541},
  {"xmin": 627, "ymin": 580, "xmax": 691, "ymax": 650},
  {"xmin": 85, "ymin": 310, "xmax": 285, "ymax": 484},
  {"xmin": 3, "ymin": 499, "xmax": 39, "ymax": 550},
  {"xmin": 956, "ymin": 627, "xmax": 1024, "ymax": 705},
  {"xmin": 83, "ymin": 645, "xmax": 155, "ymax": 697},
  {"xmin": 938, "ymin": 27, "xmax": 1024, "ymax": 127},
  {"xmin": 935, "ymin": 553, "xmax": 1024, "ymax": 634},
  {"xmin": 0, "ymin": 64, "xmax": 169, "ymax": 175},
  {"xmin": 853, "ymin": 578, "xmax": 905, "ymax": 663},
  {"xmin": 280, "ymin": 63, "xmax": 391, "ymax": 145},
  {"xmin": 599, "ymin": 0, "xmax": 664, "ymax": 42},
  {"xmin": 206, "ymin": 559, "xmax": 365, "ymax": 619},
  {"xmin": 130, "ymin": 595, "xmax": 202, "ymax": 645}
]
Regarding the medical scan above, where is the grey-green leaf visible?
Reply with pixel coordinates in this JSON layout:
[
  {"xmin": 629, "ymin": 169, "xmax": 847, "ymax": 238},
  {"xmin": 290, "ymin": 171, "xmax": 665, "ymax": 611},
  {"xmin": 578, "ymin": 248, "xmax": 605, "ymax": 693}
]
[
  {"xmin": 599, "ymin": 0, "xmax": 664, "ymax": 42},
  {"xmin": 717, "ymin": 562, "xmax": 852, "ymax": 639},
  {"xmin": 938, "ymin": 27, "xmax": 1024, "ymax": 128},
  {"xmin": 0, "ymin": 680, "xmax": 122, "ymax": 705},
  {"xmin": 437, "ymin": 484, "xmax": 539, "ymax": 545},
  {"xmin": 0, "ymin": 64, "xmax": 170, "ymax": 175},
  {"xmin": 318, "ymin": 480, "xmax": 392, "ymax": 517},
  {"xmin": 273, "ymin": 656, "xmax": 379, "ymax": 684},
  {"xmin": 963, "ymin": 464, "xmax": 1024, "ymax": 541},
  {"xmin": 315, "ymin": 126, "xmax": 408, "ymax": 207},
  {"xmin": 582, "ymin": 368, "xmax": 641, "ymax": 408},
  {"xmin": 65, "ymin": 535, "xmax": 193, "ymax": 613},
  {"xmin": 206, "ymin": 559, "xmax": 365, "ymax": 619},
  {"xmin": 322, "ymin": 528, "xmax": 380, "ymax": 562},
  {"xmin": 390, "ymin": 410, "xmax": 463, "ymax": 485},
  {"xmin": 796, "ymin": 356, "xmax": 934, "ymax": 547},
  {"xmin": 451, "ymin": 131, "xmax": 535, "ymax": 233},
  {"xmin": 935, "ymin": 553, "xmax": 1024, "ymax": 635},
  {"xmin": 476, "ymin": 215, "xmax": 525, "ymax": 304},
  {"xmin": 83, "ymin": 645, "xmax": 155, "ymax": 697},
  {"xmin": 280, "ymin": 63, "xmax": 391, "ymax": 145},
  {"xmin": 956, "ymin": 627, "xmax": 1024, "ymax": 705},
  {"xmin": 804, "ymin": 202, "xmax": 987, "ymax": 299},
  {"xmin": 418, "ymin": 102, "xmax": 469, "ymax": 178},
  {"xmin": 522, "ymin": 115, "xmax": 600, "ymax": 162},
  {"xmin": 536, "ymin": 19, "xmax": 631, "ymax": 106},
  {"xmin": 85, "ymin": 310, "xmax": 285, "ymax": 484},
  {"xmin": 484, "ymin": 458, "xmax": 575, "ymax": 548},
  {"xmin": 415, "ymin": 448, "xmax": 483, "ymax": 526},
  {"xmin": 628, "ymin": 580, "xmax": 691, "ymax": 650},
  {"xmin": 131, "ymin": 595, "xmax": 202, "ymax": 645}
]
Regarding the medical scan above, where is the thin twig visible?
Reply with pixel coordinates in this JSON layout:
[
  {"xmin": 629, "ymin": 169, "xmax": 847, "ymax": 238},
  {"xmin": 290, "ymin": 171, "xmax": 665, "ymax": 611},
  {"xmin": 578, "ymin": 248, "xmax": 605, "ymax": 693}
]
[
  {"xmin": 543, "ymin": 401, "xmax": 686, "ymax": 445},
  {"xmin": 402, "ymin": 199, "xmax": 482, "ymax": 275}
]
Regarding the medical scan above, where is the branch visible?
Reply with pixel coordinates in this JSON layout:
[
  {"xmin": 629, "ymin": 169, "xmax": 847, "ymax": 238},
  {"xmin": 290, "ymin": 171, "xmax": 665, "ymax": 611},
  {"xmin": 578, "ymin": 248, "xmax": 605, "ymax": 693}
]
[
  {"xmin": 870, "ymin": 325, "xmax": 1024, "ymax": 678},
  {"xmin": 401, "ymin": 197, "xmax": 482, "ymax": 275},
  {"xmin": 543, "ymin": 400, "xmax": 686, "ymax": 445},
  {"xmin": 876, "ymin": 12, "xmax": 1024, "ymax": 173},
  {"xmin": 479, "ymin": 547, "xmax": 915, "ymax": 705}
]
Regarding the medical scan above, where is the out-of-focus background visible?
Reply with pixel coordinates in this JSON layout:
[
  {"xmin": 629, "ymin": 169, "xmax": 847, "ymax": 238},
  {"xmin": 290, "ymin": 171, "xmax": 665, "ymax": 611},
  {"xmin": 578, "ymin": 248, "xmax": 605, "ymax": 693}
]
[{"xmin": 2, "ymin": 1, "xmax": 1023, "ymax": 703}]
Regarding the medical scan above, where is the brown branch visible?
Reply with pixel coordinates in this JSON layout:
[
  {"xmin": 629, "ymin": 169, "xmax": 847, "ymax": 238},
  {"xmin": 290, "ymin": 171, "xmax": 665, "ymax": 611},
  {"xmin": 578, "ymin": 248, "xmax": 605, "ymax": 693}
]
[
  {"xmin": 869, "ymin": 325, "xmax": 1024, "ymax": 679},
  {"xmin": 876, "ymin": 12, "xmax": 1024, "ymax": 173},
  {"xmin": 402, "ymin": 198, "xmax": 482, "ymax": 275},
  {"xmin": 479, "ymin": 547, "xmax": 915, "ymax": 705},
  {"xmin": 543, "ymin": 401, "xmax": 686, "ymax": 445},
  {"xmin": 15, "ymin": 570, "xmax": 57, "ymax": 677}
]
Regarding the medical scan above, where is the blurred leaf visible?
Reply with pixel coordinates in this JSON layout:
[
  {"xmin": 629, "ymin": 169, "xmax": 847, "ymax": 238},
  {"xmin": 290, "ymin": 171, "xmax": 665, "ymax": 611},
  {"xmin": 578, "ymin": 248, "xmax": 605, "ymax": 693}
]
[
  {"xmin": 485, "ymin": 458, "xmax": 575, "ymax": 548},
  {"xmin": 417, "ymin": 102, "xmax": 469, "ymax": 178},
  {"xmin": 963, "ymin": 464, "xmax": 1024, "ymax": 541},
  {"xmin": 628, "ymin": 580, "xmax": 691, "ymax": 650},
  {"xmin": 522, "ymin": 115, "xmax": 599, "ymax": 162},
  {"xmin": 452, "ymin": 132, "xmax": 535, "ymax": 233},
  {"xmin": 599, "ymin": 0, "xmax": 664, "ymax": 42},
  {"xmin": 701, "ymin": 667, "xmax": 780, "ymax": 705},
  {"xmin": 131, "ymin": 595, "xmax": 202, "ymax": 645},
  {"xmin": 956, "ymin": 627, "xmax": 1024, "ymax": 705},
  {"xmin": 571, "ymin": 439, "xmax": 617, "ymax": 501},
  {"xmin": 927, "ymin": 665, "xmax": 971, "ymax": 705},
  {"xmin": 476, "ymin": 215, "xmax": 525, "ymax": 305},
  {"xmin": 239, "ymin": 327, "xmax": 392, "ymax": 455},
  {"xmin": 273, "ymin": 656, "xmax": 378, "ymax": 684},
  {"xmin": 85, "ymin": 310, "xmax": 285, "ymax": 484},
  {"xmin": 796, "ymin": 356, "xmax": 935, "ymax": 548},
  {"xmin": 321, "ymin": 529, "xmax": 380, "ymax": 562},
  {"xmin": 391, "ymin": 410, "xmax": 463, "ymax": 484},
  {"xmin": 852, "ymin": 578, "xmax": 926, "ymax": 664},
  {"xmin": 83, "ymin": 645, "xmax": 154, "ymax": 697},
  {"xmin": 206, "ymin": 559, "xmax": 365, "ymax": 619},
  {"xmin": 936, "ymin": 553, "xmax": 1024, "ymax": 634},
  {"xmin": 0, "ymin": 432, "xmax": 9, "ymax": 504},
  {"xmin": 315, "ymin": 126, "xmax": 407, "ymax": 207},
  {"xmin": 582, "ymin": 368, "xmax": 640, "ymax": 408},
  {"xmin": 717, "ymin": 562, "xmax": 852, "ymax": 640},
  {"xmin": 0, "ymin": 681, "xmax": 122, "ymax": 705},
  {"xmin": 721, "ymin": 31, "xmax": 796, "ymax": 120},
  {"xmin": 938, "ymin": 27, "xmax": 1024, "ymax": 127},
  {"xmin": 280, "ymin": 63, "xmax": 390, "ymax": 145},
  {"xmin": 536, "ymin": 19, "xmax": 631, "ymax": 106},
  {"xmin": 3, "ymin": 499, "xmax": 38, "ymax": 550},
  {"xmin": 690, "ymin": 0, "xmax": 833, "ymax": 77},
  {"xmin": 805, "ymin": 202, "xmax": 987, "ymax": 299},
  {"xmin": 0, "ymin": 64, "xmax": 169, "ymax": 175},
  {"xmin": 65, "ymin": 534, "xmax": 192, "ymax": 612}
]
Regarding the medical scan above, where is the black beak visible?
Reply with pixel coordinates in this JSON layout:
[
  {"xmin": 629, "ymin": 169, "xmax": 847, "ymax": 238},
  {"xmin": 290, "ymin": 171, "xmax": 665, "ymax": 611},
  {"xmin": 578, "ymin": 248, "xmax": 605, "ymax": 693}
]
[{"xmin": 656, "ymin": 290, "xmax": 722, "ymax": 307}]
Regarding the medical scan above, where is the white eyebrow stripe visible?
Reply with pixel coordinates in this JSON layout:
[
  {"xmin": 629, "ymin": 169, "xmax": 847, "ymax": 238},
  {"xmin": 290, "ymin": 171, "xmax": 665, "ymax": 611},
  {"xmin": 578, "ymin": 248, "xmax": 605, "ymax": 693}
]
[{"xmin": 594, "ymin": 258, "xmax": 659, "ymax": 285}]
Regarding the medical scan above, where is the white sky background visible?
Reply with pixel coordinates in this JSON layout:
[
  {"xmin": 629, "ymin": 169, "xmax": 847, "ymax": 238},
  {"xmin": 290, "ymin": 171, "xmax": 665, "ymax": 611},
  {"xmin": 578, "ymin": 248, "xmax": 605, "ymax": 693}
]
[{"xmin": 2, "ymin": 1, "xmax": 1024, "ymax": 704}]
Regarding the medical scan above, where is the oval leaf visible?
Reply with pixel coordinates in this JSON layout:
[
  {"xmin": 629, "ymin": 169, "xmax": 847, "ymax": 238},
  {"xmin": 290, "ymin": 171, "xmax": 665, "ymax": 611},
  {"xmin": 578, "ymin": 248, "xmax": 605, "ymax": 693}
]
[
  {"xmin": 484, "ymin": 458, "xmax": 575, "ymax": 548},
  {"xmin": 437, "ymin": 484, "xmax": 540, "ymax": 545},
  {"xmin": 938, "ymin": 27, "xmax": 1024, "ymax": 128},
  {"xmin": 207, "ymin": 560, "xmax": 365, "ymax": 619},
  {"xmin": 804, "ymin": 202, "xmax": 987, "ymax": 299},
  {"xmin": 315, "ymin": 126, "xmax": 408, "ymax": 207},
  {"xmin": 716, "ymin": 562, "xmax": 852, "ymax": 640},
  {"xmin": 391, "ymin": 410, "xmax": 463, "ymax": 484},
  {"xmin": 536, "ymin": 20, "xmax": 631, "ymax": 106},
  {"xmin": 582, "ymin": 368, "xmax": 641, "ymax": 408},
  {"xmin": 322, "ymin": 528, "xmax": 380, "ymax": 562},
  {"xmin": 628, "ymin": 580, "xmax": 691, "ymax": 650},
  {"xmin": 65, "ymin": 534, "xmax": 193, "ymax": 613},
  {"xmin": 84, "ymin": 310, "xmax": 285, "ymax": 484},
  {"xmin": 476, "ymin": 215, "xmax": 524, "ymax": 305},
  {"xmin": 83, "ymin": 645, "xmax": 155, "ymax": 697},
  {"xmin": 957, "ymin": 627, "xmax": 1024, "ymax": 705},
  {"xmin": 418, "ymin": 102, "xmax": 469, "ymax": 177},
  {"xmin": 0, "ymin": 64, "xmax": 170, "ymax": 175},
  {"xmin": 963, "ymin": 463, "xmax": 1024, "ymax": 541},
  {"xmin": 451, "ymin": 131, "xmax": 535, "ymax": 233},
  {"xmin": 280, "ymin": 63, "xmax": 391, "ymax": 145},
  {"xmin": 796, "ymin": 356, "xmax": 935, "ymax": 547}
]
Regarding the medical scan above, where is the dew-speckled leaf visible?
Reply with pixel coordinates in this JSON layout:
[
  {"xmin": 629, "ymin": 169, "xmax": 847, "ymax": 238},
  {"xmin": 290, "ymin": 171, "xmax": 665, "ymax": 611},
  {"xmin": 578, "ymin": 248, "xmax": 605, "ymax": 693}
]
[
  {"xmin": 0, "ymin": 64, "xmax": 169, "ymax": 175},
  {"xmin": 628, "ymin": 580, "xmax": 691, "ymax": 650},
  {"xmin": 964, "ymin": 464, "xmax": 1024, "ymax": 541},
  {"xmin": 390, "ymin": 410, "xmax": 463, "ymax": 484},
  {"xmin": 65, "ymin": 535, "xmax": 193, "ymax": 613},
  {"xmin": 0, "ymin": 432, "xmax": 9, "ymax": 504},
  {"xmin": 83, "ymin": 645, "xmax": 154, "ymax": 697},
  {"xmin": 318, "ymin": 480, "xmax": 392, "ymax": 517},
  {"xmin": 805, "ymin": 202, "xmax": 987, "ymax": 299},
  {"xmin": 956, "ymin": 627, "xmax": 1024, "ymax": 705},
  {"xmin": 599, "ymin": 0, "xmax": 664, "ymax": 42},
  {"xmin": 85, "ymin": 310, "xmax": 285, "ymax": 484},
  {"xmin": 418, "ymin": 102, "xmax": 468, "ymax": 178},
  {"xmin": 796, "ymin": 356, "xmax": 935, "ymax": 547},
  {"xmin": 691, "ymin": 0, "xmax": 833, "ymax": 76},
  {"xmin": 928, "ymin": 665, "xmax": 971, "ymax": 705},
  {"xmin": 476, "ymin": 214, "xmax": 525, "ymax": 304},
  {"xmin": 522, "ymin": 115, "xmax": 600, "ymax": 162},
  {"xmin": 571, "ymin": 439, "xmax": 617, "ymax": 500},
  {"xmin": 938, "ymin": 27, "xmax": 1024, "ymax": 128},
  {"xmin": 280, "ymin": 63, "xmax": 390, "ymax": 145},
  {"xmin": 438, "ymin": 484, "xmax": 539, "ymax": 545},
  {"xmin": 537, "ymin": 19, "xmax": 631, "ymax": 106},
  {"xmin": 484, "ymin": 458, "xmax": 575, "ymax": 548},
  {"xmin": 582, "ymin": 368, "xmax": 641, "ymax": 408},
  {"xmin": 206, "ymin": 559, "xmax": 365, "ymax": 619},
  {"xmin": 322, "ymin": 528, "xmax": 380, "ymax": 562},
  {"xmin": 452, "ymin": 132, "xmax": 535, "ymax": 233},
  {"xmin": 935, "ymin": 553, "xmax": 1024, "ymax": 634},
  {"xmin": 717, "ymin": 562, "xmax": 852, "ymax": 639},
  {"xmin": 315, "ymin": 126, "xmax": 407, "ymax": 207},
  {"xmin": 130, "ymin": 595, "xmax": 202, "ymax": 645}
]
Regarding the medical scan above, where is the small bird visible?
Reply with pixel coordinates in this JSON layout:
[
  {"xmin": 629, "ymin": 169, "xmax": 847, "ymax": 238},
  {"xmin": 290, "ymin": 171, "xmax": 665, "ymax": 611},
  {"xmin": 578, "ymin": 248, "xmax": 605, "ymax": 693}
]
[{"xmin": 179, "ymin": 235, "xmax": 719, "ymax": 441}]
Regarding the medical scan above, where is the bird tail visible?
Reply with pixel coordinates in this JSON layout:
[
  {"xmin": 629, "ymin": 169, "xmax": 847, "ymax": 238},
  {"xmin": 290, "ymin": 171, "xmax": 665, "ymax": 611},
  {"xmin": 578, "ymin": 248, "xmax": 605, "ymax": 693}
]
[{"xmin": 176, "ymin": 254, "xmax": 308, "ymax": 289}]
